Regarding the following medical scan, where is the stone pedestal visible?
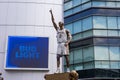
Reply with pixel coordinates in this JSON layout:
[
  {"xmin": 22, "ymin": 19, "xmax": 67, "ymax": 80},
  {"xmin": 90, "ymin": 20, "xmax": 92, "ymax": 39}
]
[
  {"xmin": 44, "ymin": 72, "xmax": 70, "ymax": 80},
  {"xmin": 45, "ymin": 70, "xmax": 79, "ymax": 80}
]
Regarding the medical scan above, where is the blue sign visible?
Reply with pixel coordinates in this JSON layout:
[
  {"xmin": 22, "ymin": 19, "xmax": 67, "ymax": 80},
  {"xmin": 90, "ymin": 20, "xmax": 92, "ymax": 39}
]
[{"xmin": 5, "ymin": 36, "xmax": 49, "ymax": 70}]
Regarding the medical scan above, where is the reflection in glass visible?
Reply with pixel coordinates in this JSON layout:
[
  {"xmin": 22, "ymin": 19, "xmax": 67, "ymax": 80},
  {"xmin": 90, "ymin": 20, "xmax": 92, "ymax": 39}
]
[
  {"xmin": 82, "ymin": 2, "xmax": 91, "ymax": 10},
  {"xmin": 64, "ymin": 1, "xmax": 72, "ymax": 10},
  {"xmin": 95, "ymin": 61, "xmax": 102, "ymax": 68},
  {"xmin": 93, "ymin": 16, "xmax": 107, "ymax": 29},
  {"xmin": 116, "ymin": 2, "xmax": 120, "ymax": 7},
  {"xmin": 65, "ymin": 23, "xmax": 73, "ymax": 34},
  {"xmin": 108, "ymin": 30, "xmax": 118, "ymax": 36},
  {"xmin": 93, "ymin": 30, "xmax": 107, "ymax": 36},
  {"xmin": 69, "ymin": 51, "xmax": 74, "ymax": 64},
  {"xmin": 101, "ymin": 61, "xmax": 110, "ymax": 68},
  {"xmin": 83, "ymin": 46, "xmax": 94, "ymax": 62},
  {"xmin": 84, "ymin": 62, "xmax": 94, "ymax": 69},
  {"xmin": 73, "ymin": 0, "xmax": 81, "ymax": 7},
  {"xmin": 73, "ymin": 20, "xmax": 82, "ymax": 34},
  {"xmin": 74, "ymin": 64, "xmax": 83, "ymax": 70},
  {"xmin": 110, "ymin": 62, "xmax": 119, "ymax": 69},
  {"xmin": 73, "ymin": 6, "xmax": 81, "ymax": 14},
  {"xmin": 73, "ymin": 33, "xmax": 82, "ymax": 41},
  {"xmin": 64, "ymin": 10, "xmax": 73, "ymax": 17},
  {"xmin": 106, "ymin": 2, "xmax": 116, "ymax": 7},
  {"xmin": 74, "ymin": 48, "xmax": 83, "ymax": 63},
  {"xmin": 118, "ymin": 17, "xmax": 120, "ymax": 29},
  {"xmin": 94, "ymin": 46, "xmax": 109, "ymax": 60},
  {"xmin": 107, "ymin": 17, "xmax": 117, "ymax": 29},
  {"xmin": 83, "ymin": 30, "xmax": 93, "ymax": 38},
  {"xmin": 92, "ymin": 1, "xmax": 106, "ymax": 7},
  {"xmin": 82, "ymin": 17, "xmax": 92, "ymax": 31},
  {"xmin": 109, "ymin": 47, "xmax": 120, "ymax": 60},
  {"xmin": 82, "ymin": 0, "xmax": 90, "ymax": 3}
]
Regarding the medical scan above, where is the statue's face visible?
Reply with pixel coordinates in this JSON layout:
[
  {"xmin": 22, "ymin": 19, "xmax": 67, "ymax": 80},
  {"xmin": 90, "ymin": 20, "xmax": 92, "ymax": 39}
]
[{"xmin": 59, "ymin": 22, "xmax": 64, "ymax": 29}]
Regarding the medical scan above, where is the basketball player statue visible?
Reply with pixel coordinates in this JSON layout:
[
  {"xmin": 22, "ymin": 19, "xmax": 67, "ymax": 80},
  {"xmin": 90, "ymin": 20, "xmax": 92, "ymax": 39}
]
[{"xmin": 49, "ymin": 9, "xmax": 72, "ymax": 73}]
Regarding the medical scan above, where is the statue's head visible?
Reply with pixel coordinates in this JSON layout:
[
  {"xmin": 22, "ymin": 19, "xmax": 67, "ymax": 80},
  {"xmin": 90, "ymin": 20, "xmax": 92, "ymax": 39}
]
[{"xmin": 59, "ymin": 22, "xmax": 64, "ymax": 29}]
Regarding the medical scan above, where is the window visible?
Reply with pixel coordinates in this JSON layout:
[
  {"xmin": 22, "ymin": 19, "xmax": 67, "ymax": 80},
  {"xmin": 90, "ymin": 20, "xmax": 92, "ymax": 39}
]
[
  {"xmin": 73, "ymin": 6, "xmax": 81, "ymax": 14},
  {"xmin": 64, "ymin": 9, "xmax": 73, "ymax": 17},
  {"xmin": 82, "ymin": 2, "xmax": 91, "ymax": 10},
  {"xmin": 83, "ymin": 30, "xmax": 93, "ymax": 38},
  {"xmin": 73, "ymin": 20, "xmax": 82, "ymax": 34},
  {"xmin": 101, "ymin": 61, "xmax": 110, "ymax": 68},
  {"xmin": 73, "ymin": 0, "xmax": 81, "ymax": 7},
  {"xmin": 65, "ymin": 23, "xmax": 73, "ymax": 34},
  {"xmin": 95, "ymin": 61, "xmax": 102, "ymax": 68},
  {"xmin": 94, "ymin": 46, "xmax": 109, "ymax": 60},
  {"xmin": 93, "ymin": 30, "xmax": 107, "ymax": 36},
  {"xmin": 108, "ymin": 30, "xmax": 118, "ymax": 36},
  {"xmin": 110, "ymin": 62, "xmax": 119, "ymax": 69},
  {"xmin": 84, "ymin": 61, "xmax": 94, "ymax": 69},
  {"xmin": 82, "ymin": 17, "xmax": 92, "ymax": 31},
  {"xmin": 118, "ymin": 17, "xmax": 120, "ymax": 29},
  {"xmin": 83, "ymin": 46, "xmax": 94, "ymax": 62},
  {"xmin": 109, "ymin": 47, "xmax": 120, "ymax": 60},
  {"xmin": 64, "ymin": 1, "xmax": 72, "ymax": 10},
  {"xmin": 72, "ymin": 33, "xmax": 82, "ymax": 41},
  {"xmin": 116, "ymin": 2, "xmax": 120, "ymax": 7},
  {"xmin": 92, "ymin": 1, "xmax": 106, "ymax": 7},
  {"xmin": 74, "ymin": 48, "xmax": 83, "ymax": 63},
  {"xmin": 74, "ymin": 64, "xmax": 83, "ymax": 70},
  {"xmin": 81, "ymin": 0, "xmax": 90, "ymax": 4},
  {"xmin": 69, "ymin": 51, "xmax": 74, "ymax": 64},
  {"xmin": 107, "ymin": 17, "xmax": 117, "ymax": 29},
  {"xmin": 93, "ymin": 16, "xmax": 107, "ymax": 29},
  {"xmin": 106, "ymin": 2, "xmax": 116, "ymax": 7}
]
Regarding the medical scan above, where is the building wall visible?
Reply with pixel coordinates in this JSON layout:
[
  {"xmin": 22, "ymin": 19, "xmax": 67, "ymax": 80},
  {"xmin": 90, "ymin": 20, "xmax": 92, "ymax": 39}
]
[{"xmin": 0, "ymin": 0, "xmax": 63, "ymax": 80}]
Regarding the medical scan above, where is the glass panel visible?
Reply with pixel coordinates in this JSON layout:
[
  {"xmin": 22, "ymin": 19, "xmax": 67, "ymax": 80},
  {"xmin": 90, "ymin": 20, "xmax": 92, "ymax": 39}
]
[
  {"xmin": 82, "ymin": 17, "xmax": 92, "ymax": 31},
  {"xmin": 64, "ymin": 9, "xmax": 73, "ymax": 17},
  {"xmin": 108, "ymin": 30, "xmax": 118, "ymax": 36},
  {"xmin": 118, "ymin": 17, "xmax": 120, "ymax": 29},
  {"xmin": 64, "ymin": 1, "xmax": 73, "ymax": 10},
  {"xmin": 106, "ymin": 2, "xmax": 116, "ymax": 7},
  {"xmin": 73, "ymin": 6, "xmax": 81, "ymax": 14},
  {"xmin": 82, "ymin": 0, "xmax": 90, "ymax": 3},
  {"xmin": 73, "ymin": 20, "xmax": 82, "ymax": 34},
  {"xmin": 72, "ymin": 33, "xmax": 82, "ymax": 41},
  {"xmin": 83, "ymin": 30, "xmax": 93, "ymax": 38},
  {"xmin": 73, "ymin": 0, "xmax": 81, "ymax": 7},
  {"xmin": 93, "ymin": 16, "xmax": 107, "ymax": 29},
  {"xmin": 92, "ymin": 1, "xmax": 106, "ymax": 7},
  {"xmin": 69, "ymin": 51, "xmax": 74, "ymax": 64},
  {"xmin": 83, "ymin": 46, "xmax": 94, "ymax": 62},
  {"xmin": 74, "ymin": 48, "xmax": 83, "ymax": 63},
  {"xmin": 116, "ymin": 2, "xmax": 120, "ymax": 7},
  {"xmin": 93, "ymin": 30, "xmax": 107, "ymax": 36},
  {"xmin": 101, "ymin": 61, "xmax": 110, "ymax": 68},
  {"xmin": 95, "ymin": 61, "xmax": 102, "ymax": 68},
  {"xmin": 74, "ymin": 64, "xmax": 83, "ymax": 70},
  {"xmin": 65, "ymin": 23, "xmax": 73, "ymax": 34},
  {"xmin": 84, "ymin": 62, "xmax": 94, "ymax": 69},
  {"xmin": 94, "ymin": 46, "xmax": 109, "ymax": 60},
  {"xmin": 109, "ymin": 47, "xmax": 120, "ymax": 60},
  {"xmin": 107, "ymin": 17, "xmax": 117, "ymax": 29},
  {"xmin": 82, "ymin": 2, "xmax": 91, "ymax": 10},
  {"xmin": 110, "ymin": 62, "xmax": 119, "ymax": 69}
]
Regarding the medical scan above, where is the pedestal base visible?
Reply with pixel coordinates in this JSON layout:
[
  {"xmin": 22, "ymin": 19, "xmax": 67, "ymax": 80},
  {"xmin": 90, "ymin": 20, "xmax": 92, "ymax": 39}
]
[{"xmin": 44, "ymin": 72, "xmax": 70, "ymax": 80}]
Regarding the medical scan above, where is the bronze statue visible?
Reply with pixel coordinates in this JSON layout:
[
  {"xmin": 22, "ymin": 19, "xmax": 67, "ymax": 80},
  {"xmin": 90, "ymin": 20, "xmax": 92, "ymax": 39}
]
[{"xmin": 49, "ymin": 9, "xmax": 72, "ymax": 73}]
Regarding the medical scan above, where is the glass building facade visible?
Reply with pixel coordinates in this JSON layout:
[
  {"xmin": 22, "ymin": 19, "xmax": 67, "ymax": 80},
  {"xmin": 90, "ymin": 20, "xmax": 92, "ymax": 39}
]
[{"xmin": 64, "ymin": 0, "xmax": 120, "ymax": 79}]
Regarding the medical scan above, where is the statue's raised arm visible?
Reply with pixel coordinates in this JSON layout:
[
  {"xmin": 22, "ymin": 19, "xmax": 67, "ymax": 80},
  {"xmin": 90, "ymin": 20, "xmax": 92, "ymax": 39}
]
[{"xmin": 49, "ymin": 10, "xmax": 58, "ymax": 31}]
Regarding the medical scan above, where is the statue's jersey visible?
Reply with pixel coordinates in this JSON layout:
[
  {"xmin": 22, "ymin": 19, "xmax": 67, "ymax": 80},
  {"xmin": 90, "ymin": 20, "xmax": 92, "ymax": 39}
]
[{"xmin": 56, "ymin": 27, "xmax": 67, "ymax": 43}]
